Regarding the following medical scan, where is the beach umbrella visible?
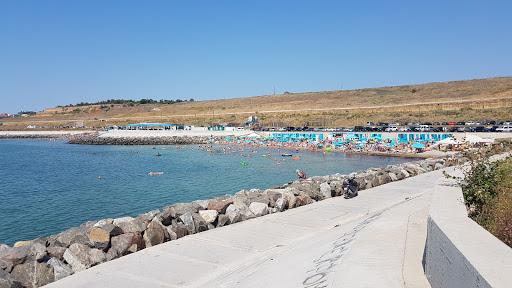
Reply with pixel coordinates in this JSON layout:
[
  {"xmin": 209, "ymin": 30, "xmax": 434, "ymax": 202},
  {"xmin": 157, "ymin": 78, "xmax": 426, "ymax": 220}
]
[
  {"xmin": 433, "ymin": 137, "xmax": 460, "ymax": 146},
  {"xmin": 412, "ymin": 142, "xmax": 426, "ymax": 149}
]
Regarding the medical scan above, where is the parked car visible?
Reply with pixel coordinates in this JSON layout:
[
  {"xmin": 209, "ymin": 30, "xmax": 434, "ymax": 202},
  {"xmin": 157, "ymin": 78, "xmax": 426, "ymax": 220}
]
[
  {"xmin": 417, "ymin": 125, "xmax": 431, "ymax": 132},
  {"xmin": 496, "ymin": 125, "xmax": 512, "ymax": 132},
  {"xmin": 385, "ymin": 125, "xmax": 399, "ymax": 132}
]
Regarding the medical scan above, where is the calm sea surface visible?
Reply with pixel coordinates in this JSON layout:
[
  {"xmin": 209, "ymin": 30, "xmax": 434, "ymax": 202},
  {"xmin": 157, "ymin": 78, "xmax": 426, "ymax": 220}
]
[{"xmin": 0, "ymin": 139, "xmax": 413, "ymax": 245}]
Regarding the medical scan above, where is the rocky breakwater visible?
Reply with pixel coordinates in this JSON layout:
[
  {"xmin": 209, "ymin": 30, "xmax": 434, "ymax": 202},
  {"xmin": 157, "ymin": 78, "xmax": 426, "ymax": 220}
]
[
  {"xmin": 67, "ymin": 133, "xmax": 218, "ymax": 145},
  {"xmin": 0, "ymin": 157, "xmax": 460, "ymax": 287}
]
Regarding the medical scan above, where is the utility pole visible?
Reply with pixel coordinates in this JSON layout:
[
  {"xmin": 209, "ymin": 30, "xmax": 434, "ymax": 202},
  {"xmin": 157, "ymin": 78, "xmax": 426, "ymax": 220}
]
[{"xmin": 273, "ymin": 85, "xmax": 276, "ymax": 96}]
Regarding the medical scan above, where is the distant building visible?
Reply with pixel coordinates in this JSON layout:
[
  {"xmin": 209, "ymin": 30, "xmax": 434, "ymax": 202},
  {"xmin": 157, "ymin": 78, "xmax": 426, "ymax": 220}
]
[{"xmin": 0, "ymin": 113, "xmax": 11, "ymax": 118}]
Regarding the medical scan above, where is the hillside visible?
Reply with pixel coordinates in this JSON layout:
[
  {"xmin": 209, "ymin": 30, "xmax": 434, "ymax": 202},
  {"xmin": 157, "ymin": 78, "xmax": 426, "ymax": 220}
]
[{"xmin": 2, "ymin": 77, "xmax": 512, "ymax": 129}]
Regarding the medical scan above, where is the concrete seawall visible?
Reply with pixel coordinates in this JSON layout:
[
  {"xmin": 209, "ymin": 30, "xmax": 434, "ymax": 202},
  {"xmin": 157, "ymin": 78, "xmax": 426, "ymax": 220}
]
[{"xmin": 423, "ymin": 169, "xmax": 512, "ymax": 288}]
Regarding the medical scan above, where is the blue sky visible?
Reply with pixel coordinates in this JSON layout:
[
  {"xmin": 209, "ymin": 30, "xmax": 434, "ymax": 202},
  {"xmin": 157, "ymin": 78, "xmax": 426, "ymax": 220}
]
[{"xmin": 1, "ymin": 1, "xmax": 511, "ymax": 113}]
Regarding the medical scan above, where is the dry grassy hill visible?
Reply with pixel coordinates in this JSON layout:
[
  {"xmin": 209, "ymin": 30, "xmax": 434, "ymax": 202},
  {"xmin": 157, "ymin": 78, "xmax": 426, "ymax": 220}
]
[{"xmin": 3, "ymin": 77, "xmax": 512, "ymax": 130}]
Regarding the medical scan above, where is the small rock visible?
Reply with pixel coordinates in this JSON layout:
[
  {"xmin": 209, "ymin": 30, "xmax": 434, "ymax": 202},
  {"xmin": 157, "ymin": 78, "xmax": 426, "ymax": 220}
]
[
  {"xmin": 28, "ymin": 243, "xmax": 47, "ymax": 262},
  {"xmin": 0, "ymin": 247, "xmax": 28, "ymax": 268},
  {"xmin": 249, "ymin": 202, "xmax": 268, "ymax": 217},
  {"xmin": 47, "ymin": 257, "xmax": 73, "ymax": 281},
  {"xmin": 198, "ymin": 210, "xmax": 218, "ymax": 224}
]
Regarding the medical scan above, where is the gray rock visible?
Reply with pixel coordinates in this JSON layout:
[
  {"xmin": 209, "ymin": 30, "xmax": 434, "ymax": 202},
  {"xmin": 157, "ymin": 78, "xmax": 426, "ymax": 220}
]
[
  {"xmin": 143, "ymin": 221, "xmax": 166, "ymax": 247},
  {"xmin": 249, "ymin": 202, "xmax": 268, "ymax": 217},
  {"xmin": 168, "ymin": 203, "xmax": 202, "ymax": 218},
  {"xmin": 63, "ymin": 243, "xmax": 106, "ymax": 272},
  {"xmin": 28, "ymin": 243, "xmax": 47, "ymax": 262},
  {"xmin": 320, "ymin": 182, "xmax": 332, "ymax": 198},
  {"xmin": 0, "ymin": 268, "xmax": 21, "ymax": 288},
  {"xmin": 207, "ymin": 198, "xmax": 233, "ymax": 214},
  {"xmin": 46, "ymin": 246, "xmax": 66, "ymax": 260},
  {"xmin": 0, "ymin": 247, "xmax": 28, "ymax": 269},
  {"xmin": 198, "ymin": 210, "xmax": 218, "ymax": 224},
  {"xmin": 47, "ymin": 257, "xmax": 73, "ymax": 281},
  {"xmin": 170, "ymin": 223, "xmax": 189, "ymax": 239},
  {"xmin": 329, "ymin": 181, "xmax": 344, "ymax": 197},
  {"xmin": 179, "ymin": 212, "xmax": 196, "ymax": 235},
  {"xmin": 225, "ymin": 204, "xmax": 242, "ymax": 224},
  {"xmin": 295, "ymin": 194, "xmax": 313, "ymax": 207},
  {"xmin": 389, "ymin": 172, "xmax": 398, "ymax": 181},
  {"xmin": 11, "ymin": 261, "xmax": 54, "ymax": 288},
  {"xmin": 194, "ymin": 199, "xmax": 210, "ymax": 210},
  {"xmin": 115, "ymin": 217, "xmax": 146, "ymax": 234},
  {"xmin": 234, "ymin": 190, "xmax": 270, "ymax": 206},
  {"xmin": 166, "ymin": 227, "xmax": 178, "ymax": 241},
  {"xmin": 93, "ymin": 218, "xmax": 113, "ymax": 227},
  {"xmin": 216, "ymin": 214, "xmax": 230, "ymax": 227},
  {"xmin": 275, "ymin": 197, "xmax": 288, "ymax": 212},
  {"xmin": 263, "ymin": 189, "xmax": 283, "ymax": 207},
  {"xmin": 106, "ymin": 233, "xmax": 143, "ymax": 261},
  {"xmin": 55, "ymin": 228, "xmax": 90, "ymax": 247},
  {"xmin": 282, "ymin": 189, "xmax": 298, "ymax": 209},
  {"xmin": 192, "ymin": 213, "xmax": 208, "ymax": 233}
]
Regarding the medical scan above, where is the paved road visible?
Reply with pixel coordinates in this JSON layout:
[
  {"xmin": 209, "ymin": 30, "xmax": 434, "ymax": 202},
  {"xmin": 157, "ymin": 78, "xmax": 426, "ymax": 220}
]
[{"xmin": 47, "ymin": 169, "xmax": 452, "ymax": 288}]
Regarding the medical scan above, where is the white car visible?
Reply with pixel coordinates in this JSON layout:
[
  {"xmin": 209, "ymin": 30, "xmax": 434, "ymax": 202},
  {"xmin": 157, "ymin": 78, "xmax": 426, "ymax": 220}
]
[
  {"xmin": 418, "ymin": 125, "xmax": 431, "ymax": 132},
  {"xmin": 496, "ymin": 125, "xmax": 512, "ymax": 132},
  {"xmin": 385, "ymin": 126, "xmax": 398, "ymax": 132}
]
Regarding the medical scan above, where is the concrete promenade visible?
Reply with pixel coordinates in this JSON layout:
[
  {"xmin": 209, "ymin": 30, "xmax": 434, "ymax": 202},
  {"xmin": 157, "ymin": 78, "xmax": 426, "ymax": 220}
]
[{"xmin": 46, "ymin": 168, "xmax": 454, "ymax": 288}]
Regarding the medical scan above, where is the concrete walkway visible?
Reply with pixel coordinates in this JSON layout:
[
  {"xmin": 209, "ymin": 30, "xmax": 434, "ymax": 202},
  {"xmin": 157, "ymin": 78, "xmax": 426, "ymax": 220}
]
[{"xmin": 47, "ymin": 169, "xmax": 453, "ymax": 288}]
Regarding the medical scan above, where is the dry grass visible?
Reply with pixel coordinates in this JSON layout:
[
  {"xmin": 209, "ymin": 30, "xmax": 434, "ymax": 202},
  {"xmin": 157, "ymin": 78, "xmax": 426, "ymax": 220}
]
[{"xmin": 2, "ymin": 77, "xmax": 512, "ymax": 129}]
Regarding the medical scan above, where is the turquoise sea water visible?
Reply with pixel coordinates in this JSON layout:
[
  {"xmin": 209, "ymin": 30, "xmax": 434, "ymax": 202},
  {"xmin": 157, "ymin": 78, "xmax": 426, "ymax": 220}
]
[{"xmin": 0, "ymin": 140, "xmax": 413, "ymax": 245}]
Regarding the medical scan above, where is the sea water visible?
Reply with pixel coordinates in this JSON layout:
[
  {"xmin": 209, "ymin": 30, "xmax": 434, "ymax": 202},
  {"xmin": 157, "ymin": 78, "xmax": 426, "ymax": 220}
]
[{"xmin": 0, "ymin": 139, "xmax": 413, "ymax": 244}]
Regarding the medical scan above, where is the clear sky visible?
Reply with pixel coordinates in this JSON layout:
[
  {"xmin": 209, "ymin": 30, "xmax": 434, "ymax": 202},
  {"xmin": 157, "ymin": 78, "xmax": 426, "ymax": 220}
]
[{"xmin": 1, "ymin": 0, "xmax": 511, "ymax": 113}]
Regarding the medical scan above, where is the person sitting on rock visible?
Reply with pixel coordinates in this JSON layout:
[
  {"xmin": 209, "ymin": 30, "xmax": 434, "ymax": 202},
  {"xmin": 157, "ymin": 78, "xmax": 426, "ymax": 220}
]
[{"xmin": 296, "ymin": 169, "xmax": 307, "ymax": 180}]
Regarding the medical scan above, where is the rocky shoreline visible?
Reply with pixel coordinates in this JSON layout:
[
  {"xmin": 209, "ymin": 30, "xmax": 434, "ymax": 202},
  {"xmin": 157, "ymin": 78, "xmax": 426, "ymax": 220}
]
[
  {"xmin": 0, "ymin": 156, "xmax": 462, "ymax": 288},
  {"xmin": 67, "ymin": 133, "xmax": 217, "ymax": 145}
]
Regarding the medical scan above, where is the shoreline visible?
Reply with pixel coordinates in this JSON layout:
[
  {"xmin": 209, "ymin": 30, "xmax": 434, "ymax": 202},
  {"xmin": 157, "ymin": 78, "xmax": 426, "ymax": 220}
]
[{"xmin": 0, "ymin": 155, "xmax": 459, "ymax": 287}]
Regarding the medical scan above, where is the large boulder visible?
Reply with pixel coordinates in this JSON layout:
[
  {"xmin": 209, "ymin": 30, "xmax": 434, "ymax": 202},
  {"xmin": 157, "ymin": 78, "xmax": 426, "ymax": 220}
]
[
  {"xmin": 234, "ymin": 190, "xmax": 270, "ymax": 206},
  {"xmin": 10, "ymin": 261, "xmax": 54, "ymax": 288},
  {"xmin": 55, "ymin": 227, "xmax": 90, "ymax": 247},
  {"xmin": 0, "ymin": 247, "xmax": 29, "ymax": 270},
  {"xmin": 275, "ymin": 197, "xmax": 288, "ymax": 212},
  {"xmin": 207, "ymin": 199, "xmax": 233, "ymax": 214},
  {"xmin": 295, "ymin": 195, "xmax": 313, "ymax": 207},
  {"xmin": 329, "ymin": 181, "xmax": 344, "ymax": 197},
  {"xmin": 225, "ymin": 204, "xmax": 242, "ymax": 224},
  {"xmin": 192, "ymin": 213, "xmax": 209, "ymax": 233},
  {"xmin": 179, "ymin": 212, "xmax": 196, "ymax": 235},
  {"xmin": 106, "ymin": 233, "xmax": 143, "ymax": 261},
  {"xmin": 291, "ymin": 181, "xmax": 323, "ymax": 201},
  {"xmin": 114, "ymin": 217, "xmax": 146, "ymax": 234},
  {"xmin": 319, "ymin": 182, "xmax": 332, "ymax": 198},
  {"xmin": 143, "ymin": 221, "xmax": 166, "ymax": 247},
  {"xmin": 263, "ymin": 189, "xmax": 284, "ymax": 208},
  {"xmin": 47, "ymin": 257, "xmax": 73, "ymax": 281},
  {"xmin": 170, "ymin": 223, "xmax": 189, "ymax": 239},
  {"xmin": 198, "ymin": 210, "xmax": 218, "ymax": 224},
  {"xmin": 46, "ymin": 246, "xmax": 66, "ymax": 260},
  {"xmin": 0, "ymin": 269, "xmax": 21, "ymax": 288},
  {"xmin": 249, "ymin": 202, "xmax": 268, "ymax": 217},
  {"xmin": 63, "ymin": 243, "xmax": 106, "ymax": 272},
  {"xmin": 216, "ymin": 214, "xmax": 230, "ymax": 227}
]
